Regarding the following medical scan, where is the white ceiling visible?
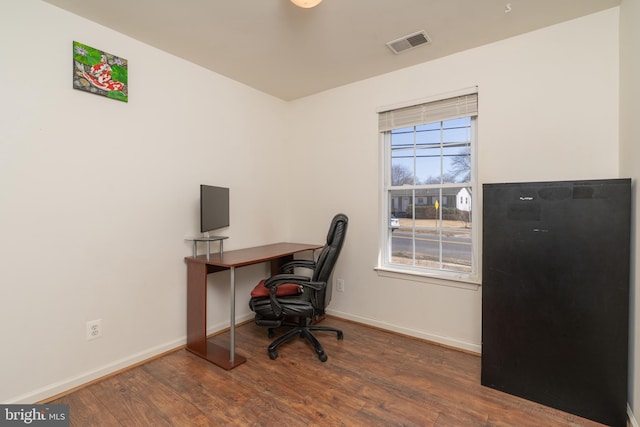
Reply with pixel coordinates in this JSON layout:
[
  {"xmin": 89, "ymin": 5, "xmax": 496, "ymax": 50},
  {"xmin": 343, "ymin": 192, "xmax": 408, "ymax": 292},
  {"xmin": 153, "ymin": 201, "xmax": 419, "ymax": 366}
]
[{"xmin": 43, "ymin": 0, "xmax": 620, "ymax": 101}]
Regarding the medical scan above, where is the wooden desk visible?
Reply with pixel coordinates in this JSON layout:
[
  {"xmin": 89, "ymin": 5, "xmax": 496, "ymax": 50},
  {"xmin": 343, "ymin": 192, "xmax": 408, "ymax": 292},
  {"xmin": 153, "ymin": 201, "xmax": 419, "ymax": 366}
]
[{"xmin": 185, "ymin": 242, "xmax": 322, "ymax": 370}]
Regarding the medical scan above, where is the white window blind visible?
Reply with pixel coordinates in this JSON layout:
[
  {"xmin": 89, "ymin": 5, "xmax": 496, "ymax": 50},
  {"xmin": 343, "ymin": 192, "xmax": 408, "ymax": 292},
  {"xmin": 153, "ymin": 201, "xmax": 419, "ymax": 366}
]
[{"xmin": 378, "ymin": 92, "xmax": 478, "ymax": 132}]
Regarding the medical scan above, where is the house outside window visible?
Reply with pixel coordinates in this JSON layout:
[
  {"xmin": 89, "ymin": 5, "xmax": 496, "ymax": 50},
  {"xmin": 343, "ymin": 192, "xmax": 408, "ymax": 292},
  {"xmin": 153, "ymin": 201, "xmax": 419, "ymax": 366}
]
[{"xmin": 378, "ymin": 90, "xmax": 478, "ymax": 281}]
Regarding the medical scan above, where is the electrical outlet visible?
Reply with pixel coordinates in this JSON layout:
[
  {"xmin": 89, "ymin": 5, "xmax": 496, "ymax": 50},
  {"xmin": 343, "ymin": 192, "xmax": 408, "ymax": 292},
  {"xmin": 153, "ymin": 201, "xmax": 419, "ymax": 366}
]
[
  {"xmin": 86, "ymin": 319, "xmax": 102, "ymax": 341},
  {"xmin": 336, "ymin": 278, "xmax": 345, "ymax": 292}
]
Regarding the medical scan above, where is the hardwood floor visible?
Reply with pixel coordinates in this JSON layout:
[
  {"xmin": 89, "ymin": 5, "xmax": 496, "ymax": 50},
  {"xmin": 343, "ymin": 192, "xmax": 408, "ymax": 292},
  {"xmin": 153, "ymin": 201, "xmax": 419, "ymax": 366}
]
[{"xmin": 50, "ymin": 317, "xmax": 607, "ymax": 426}]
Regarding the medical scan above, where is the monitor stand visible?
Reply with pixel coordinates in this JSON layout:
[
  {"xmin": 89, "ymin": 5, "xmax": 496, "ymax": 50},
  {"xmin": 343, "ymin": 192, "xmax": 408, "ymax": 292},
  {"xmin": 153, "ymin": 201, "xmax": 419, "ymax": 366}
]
[{"xmin": 185, "ymin": 236, "xmax": 228, "ymax": 260}]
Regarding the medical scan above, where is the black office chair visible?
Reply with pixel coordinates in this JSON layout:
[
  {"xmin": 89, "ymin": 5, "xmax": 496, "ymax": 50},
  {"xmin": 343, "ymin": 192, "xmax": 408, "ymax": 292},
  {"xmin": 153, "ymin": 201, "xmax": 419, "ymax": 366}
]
[{"xmin": 249, "ymin": 213, "xmax": 348, "ymax": 362}]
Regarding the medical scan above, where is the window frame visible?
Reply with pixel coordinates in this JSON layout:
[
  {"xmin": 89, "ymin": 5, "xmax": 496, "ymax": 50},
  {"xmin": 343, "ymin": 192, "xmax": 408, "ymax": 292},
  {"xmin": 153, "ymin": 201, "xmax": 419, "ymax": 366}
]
[{"xmin": 377, "ymin": 90, "xmax": 480, "ymax": 285}]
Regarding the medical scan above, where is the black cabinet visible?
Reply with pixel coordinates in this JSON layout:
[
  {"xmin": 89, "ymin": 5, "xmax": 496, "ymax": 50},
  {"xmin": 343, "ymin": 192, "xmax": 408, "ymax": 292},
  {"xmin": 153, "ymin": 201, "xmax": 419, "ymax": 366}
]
[{"xmin": 481, "ymin": 179, "xmax": 630, "ymax": 427}]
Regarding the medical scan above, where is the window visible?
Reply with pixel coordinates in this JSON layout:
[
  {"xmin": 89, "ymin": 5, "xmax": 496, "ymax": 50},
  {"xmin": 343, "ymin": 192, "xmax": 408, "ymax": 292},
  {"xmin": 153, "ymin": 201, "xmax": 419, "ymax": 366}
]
[{"xmin": 379, "ymin": 90, "xmax": 478, "ymax": 281}]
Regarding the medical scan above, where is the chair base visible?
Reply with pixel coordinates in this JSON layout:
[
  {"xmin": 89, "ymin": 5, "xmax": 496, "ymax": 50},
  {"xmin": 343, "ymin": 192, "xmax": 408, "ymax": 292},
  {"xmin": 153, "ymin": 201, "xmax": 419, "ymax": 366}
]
[{"xmin": 267, "ymin": 319, "xmax": 343, "ymax": 362}]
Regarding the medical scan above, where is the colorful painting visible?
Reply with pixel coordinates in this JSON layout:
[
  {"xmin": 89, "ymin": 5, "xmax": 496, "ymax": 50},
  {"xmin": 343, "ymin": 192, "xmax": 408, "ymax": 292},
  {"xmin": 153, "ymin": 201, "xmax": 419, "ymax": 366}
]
[{"xmin": 73, "ymin": 41, "xmax": 128, "ymax": 102}]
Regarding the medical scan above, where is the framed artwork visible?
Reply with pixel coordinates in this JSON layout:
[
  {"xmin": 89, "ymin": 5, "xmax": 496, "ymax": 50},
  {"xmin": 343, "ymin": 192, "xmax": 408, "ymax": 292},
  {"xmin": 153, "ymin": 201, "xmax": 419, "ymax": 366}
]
[{"xmin": 73, "ymin": 41, "xmax": 128, "ymax": 102}]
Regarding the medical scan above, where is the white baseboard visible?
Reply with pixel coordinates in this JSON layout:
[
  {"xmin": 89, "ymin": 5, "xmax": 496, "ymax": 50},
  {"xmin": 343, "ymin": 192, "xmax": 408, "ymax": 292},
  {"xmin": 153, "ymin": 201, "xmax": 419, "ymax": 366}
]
[
  {"xmin": 326, "ymin": 308, "xmax": 481, "ymax": 354},
  {"xmin": 6, "ymin": 313, "xmax": 255, "ymax": 404},
  {"xmin": 629, "ymin": 404, "xmax": 638, "ymax": 427},
  {"xmin": 7, "ymin": 337, "xmax": 186, "ymax": 404}
]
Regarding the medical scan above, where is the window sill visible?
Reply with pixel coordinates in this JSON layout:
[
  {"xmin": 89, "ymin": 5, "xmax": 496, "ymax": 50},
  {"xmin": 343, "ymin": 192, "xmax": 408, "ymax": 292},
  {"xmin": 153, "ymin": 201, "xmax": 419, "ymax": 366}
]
[{"xmin": 374, "ymin": 266, "xmax": 481, "ymax": 291}]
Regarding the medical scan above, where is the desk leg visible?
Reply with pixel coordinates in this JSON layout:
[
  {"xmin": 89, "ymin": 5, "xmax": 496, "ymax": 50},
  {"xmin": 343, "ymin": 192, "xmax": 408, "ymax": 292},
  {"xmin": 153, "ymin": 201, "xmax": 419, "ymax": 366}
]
[
  {"xmin": 185, "ymin": 261, "xmax": 246, "ymax": 370},
  {"xmin": 186, "ymin": 262, "xmax": 207, "ymax": 355},
  {"xmin": 230, "ymin": 266, "xmax": 235, "ymax": 363}
]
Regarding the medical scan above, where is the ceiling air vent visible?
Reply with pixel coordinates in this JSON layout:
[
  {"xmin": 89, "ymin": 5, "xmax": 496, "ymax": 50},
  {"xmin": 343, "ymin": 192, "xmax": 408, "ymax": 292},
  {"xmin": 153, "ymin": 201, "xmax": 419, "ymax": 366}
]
[{"xmin": 386, "ymin": 30, "xmax": 431, "ymax": 54}]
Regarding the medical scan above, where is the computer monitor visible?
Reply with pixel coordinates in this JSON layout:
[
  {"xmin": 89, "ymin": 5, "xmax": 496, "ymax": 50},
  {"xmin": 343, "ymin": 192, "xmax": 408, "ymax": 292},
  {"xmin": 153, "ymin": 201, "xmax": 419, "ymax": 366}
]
[{"xmin": 200, "ymin": 185, "xmax": 229, "ymax": 233}]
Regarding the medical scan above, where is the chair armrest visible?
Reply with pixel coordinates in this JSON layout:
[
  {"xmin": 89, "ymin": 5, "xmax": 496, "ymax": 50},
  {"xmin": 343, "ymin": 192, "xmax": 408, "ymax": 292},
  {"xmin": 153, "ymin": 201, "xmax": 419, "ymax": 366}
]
[
  {"xmin": 280, "ymin": 259, "xmax": 316, "ymax": 273},
  {"xmin": 304, "ymin": 281, "xmax": 325, "ymax": 291},
  {"xmin": 264, "ymin": 274, "xmax": 325, "ymax": 292},
  {"xmin": 263, "ymin": 274, "xmax": 311, "ymax": 289},
  {"xmin": 263, "ymin": 274, "xmax": 326, "ymax": 317}
]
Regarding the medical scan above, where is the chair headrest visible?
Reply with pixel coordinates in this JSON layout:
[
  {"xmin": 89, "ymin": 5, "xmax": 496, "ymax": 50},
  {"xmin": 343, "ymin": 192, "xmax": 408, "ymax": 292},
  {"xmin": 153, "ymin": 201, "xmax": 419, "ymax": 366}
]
[{"xmin": 326, "ymin": 213, "xmax": 348, "ymax": 245}]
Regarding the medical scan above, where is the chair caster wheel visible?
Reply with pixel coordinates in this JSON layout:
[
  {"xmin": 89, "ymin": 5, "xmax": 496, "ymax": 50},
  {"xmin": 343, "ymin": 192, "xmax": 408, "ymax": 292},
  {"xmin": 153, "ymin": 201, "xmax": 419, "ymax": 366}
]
[
  {"xmin": 337, "ymin": 331, "xmax": 344, "ymax": 340},
  {"xmin": 319, "ymin": 353, "xmax": 328, "ymax": 362},
  {"xmin": 268, "ymin": 350, "xmax": 278, "ymax": 360}
]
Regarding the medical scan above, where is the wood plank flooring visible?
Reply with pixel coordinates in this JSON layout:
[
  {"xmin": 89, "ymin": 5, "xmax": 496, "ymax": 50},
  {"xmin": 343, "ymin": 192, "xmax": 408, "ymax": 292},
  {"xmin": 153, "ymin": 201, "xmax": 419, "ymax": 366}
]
[{"xmin": 50, "ymin": 317, "xmax": 608, "ymax": 426}]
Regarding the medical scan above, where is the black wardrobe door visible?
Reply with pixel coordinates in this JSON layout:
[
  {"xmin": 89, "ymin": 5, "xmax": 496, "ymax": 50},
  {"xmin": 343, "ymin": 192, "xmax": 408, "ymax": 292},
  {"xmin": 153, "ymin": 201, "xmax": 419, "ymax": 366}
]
[{"xmin": 481, "ymin": 179, "xmax": 630, "ymax": 427}]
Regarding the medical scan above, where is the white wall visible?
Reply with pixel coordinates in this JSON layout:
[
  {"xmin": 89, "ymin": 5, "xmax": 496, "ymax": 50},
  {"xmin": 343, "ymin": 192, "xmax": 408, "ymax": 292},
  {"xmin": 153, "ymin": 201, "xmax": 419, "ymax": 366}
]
[
  {"xmin": 0, "ymin": 0, "xmax": 289, "ymax": 403},
  {"xmin": 0, "ymin": 1, "xmax": 624, "ymax": 405},
  {"xmin": 286, "ymin": 9, "xmax": 620, "ymax": 353},
  {"xmin": 619, "ymin": 0, "xmax": 640, "ymax": 419}
]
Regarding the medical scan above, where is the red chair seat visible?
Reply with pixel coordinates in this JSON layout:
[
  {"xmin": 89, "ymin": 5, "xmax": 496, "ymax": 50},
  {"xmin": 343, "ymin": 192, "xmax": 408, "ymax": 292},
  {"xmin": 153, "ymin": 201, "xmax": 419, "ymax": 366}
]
[{"xmin": 250, "ymin": 279, "xmax": 302, "ymax": 298}]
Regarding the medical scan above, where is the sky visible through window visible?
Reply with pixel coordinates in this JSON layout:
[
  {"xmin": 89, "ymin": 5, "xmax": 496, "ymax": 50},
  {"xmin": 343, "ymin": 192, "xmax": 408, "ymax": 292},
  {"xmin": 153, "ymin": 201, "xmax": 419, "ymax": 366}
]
[{"xmin": 391, "ymin": 117, "xmax": 471, "ymax": 186}]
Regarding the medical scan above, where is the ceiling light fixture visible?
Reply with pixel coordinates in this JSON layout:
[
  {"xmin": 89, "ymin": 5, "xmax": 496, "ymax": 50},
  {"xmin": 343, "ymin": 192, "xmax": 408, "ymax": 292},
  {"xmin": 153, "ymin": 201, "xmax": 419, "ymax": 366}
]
[{"xmin": 290, "ymin": 0, "xmax": 322, "ymax": 8}]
